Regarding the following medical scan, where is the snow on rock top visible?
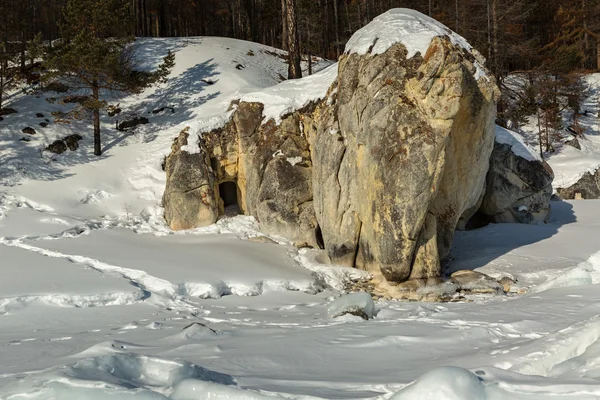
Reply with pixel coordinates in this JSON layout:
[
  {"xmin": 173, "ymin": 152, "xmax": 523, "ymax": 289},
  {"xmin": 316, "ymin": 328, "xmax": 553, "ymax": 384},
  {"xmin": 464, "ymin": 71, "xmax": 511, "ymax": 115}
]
[
  {"xmin": 346, "ymin": 8, "xmax": 471, "ymax": 57},
  {"xmin": 239, "ymin": 63, "xmax": 338, "ymax": 124},
  {"xmin": 345, "ymin": 8, "xmax": 486, "ymax": 79},
  {"xmin": 240, "ymin": 9, "xmax": 490, "ymax": 125},
  {"xmin": 495, "ymin": 125, "xmax": 541, "ymax": 162}
]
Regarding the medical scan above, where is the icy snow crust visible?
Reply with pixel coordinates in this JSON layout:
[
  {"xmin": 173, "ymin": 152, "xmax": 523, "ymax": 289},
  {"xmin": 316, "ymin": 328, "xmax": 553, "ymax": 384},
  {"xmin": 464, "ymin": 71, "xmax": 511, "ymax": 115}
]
[{"xmin": 5, "ymin": 33, "xmax": 600, "ymax": 400}]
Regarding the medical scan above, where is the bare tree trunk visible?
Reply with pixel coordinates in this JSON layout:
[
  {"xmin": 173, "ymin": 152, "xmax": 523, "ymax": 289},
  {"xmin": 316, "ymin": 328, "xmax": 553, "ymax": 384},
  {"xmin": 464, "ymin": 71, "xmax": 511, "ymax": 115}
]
[
  {"xmin": 92, "ymin": 81, "xmax": 101, "ymax": 156},
  {"xmin": 545, "ymin": 114, "xmax": 550, "ymax": 152},
  {"xmin": 487, "ymin": 0, "xmax": 492, "ymax": 62},
  {"xmin": 281, "ymin": 0, "xmax": 288, "ymax": 50},
  {"xmin": 537, "ymin": 107, "xmax": 543, "ymax": 160},
  {"xmin": 491, "ymin": 0, "xmax": 499, "ymax": 76},
  {"xmin": 0, "ymin": 64, "xmax": 4, "ymax": 111},
  {"xmin": 455, "ymin": 0, "xmax": 459, "ymax": 33},
  {"xmin": 344, "ymin": 0, "xmax": 352, "ymax": 34},
  {"xmin": 597, "ymin": 38, "xmax": 600, "ymax": 69},
  {"xmin": 286, "ymin": 0, "xmax": 302, "ymax": 79},
  {"xmin": 333, "ymin": 0, "xmax": 340, "ymax": 58},
  {"xmin": 583, "ymin": 0, "xmax": 590, "ymax": 68}
]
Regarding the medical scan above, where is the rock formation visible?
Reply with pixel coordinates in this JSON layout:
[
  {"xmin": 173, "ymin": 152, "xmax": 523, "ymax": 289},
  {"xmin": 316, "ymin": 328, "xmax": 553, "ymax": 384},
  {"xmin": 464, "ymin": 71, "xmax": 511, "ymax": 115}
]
[
  {"xmin": 476, "ymin": 126, "xmax": 554, "ymax": 224},
  {"xmin": 163, "ymin": 9, "xmax": 502, "ymax": 291},
  {"xmin": 557, "ymin": 168, "xmax": 600, "ymax": 199}
]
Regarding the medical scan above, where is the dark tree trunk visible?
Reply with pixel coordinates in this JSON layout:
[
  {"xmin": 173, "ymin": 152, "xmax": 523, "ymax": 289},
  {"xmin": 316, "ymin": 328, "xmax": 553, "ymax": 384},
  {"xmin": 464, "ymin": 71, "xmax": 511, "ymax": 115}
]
[
  {"xmin": 0, "ymin": 64, "xmax": 4, "ymax": 110},
  {"xmin": 281, "ymin": 0, "xmax": 288, "ymax": 50},
  {"xmin": 286, "ymin": 0, "xmax": 302, "ymax": 79},
  {"xmin": 92, "ymin": 81, "xmax": 101, "ymax": 156},
  {"xmin": 333, "ymin": 0, "xmax": 340, "ymax": 58}
]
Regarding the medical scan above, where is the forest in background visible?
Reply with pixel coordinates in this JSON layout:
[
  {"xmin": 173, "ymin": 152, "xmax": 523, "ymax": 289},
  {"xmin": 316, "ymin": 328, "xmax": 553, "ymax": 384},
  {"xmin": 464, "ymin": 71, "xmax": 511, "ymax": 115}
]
[
  {"xmin": 3, "ymin": 0, "xmax": 600, "ymax": 77},
  {"xmin": 2, "ymin": 0, "xmax": 600, "ymax": 152}
]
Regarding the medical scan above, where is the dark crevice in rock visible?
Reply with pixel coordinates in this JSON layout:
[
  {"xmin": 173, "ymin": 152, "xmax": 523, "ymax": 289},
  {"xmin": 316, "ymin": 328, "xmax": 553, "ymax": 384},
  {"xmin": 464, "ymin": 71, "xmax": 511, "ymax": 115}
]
[
  {"xmin": 352, "ymin": 219, "xmax": 363, "ymax": 268},
  {"xmin": 315, "ymin": 224, "xmax": 325, "ymax": 250},
  {"xmin": 219, "ymin": 181, "xmax": 239, "ymax": 208}
]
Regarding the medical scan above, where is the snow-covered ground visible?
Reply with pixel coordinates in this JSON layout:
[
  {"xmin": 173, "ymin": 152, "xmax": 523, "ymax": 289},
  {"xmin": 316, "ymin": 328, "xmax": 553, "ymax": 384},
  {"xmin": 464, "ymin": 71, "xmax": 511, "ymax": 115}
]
[{"xmin": 4, "ymin": 26, "xmax": 600, "ymax": 399}]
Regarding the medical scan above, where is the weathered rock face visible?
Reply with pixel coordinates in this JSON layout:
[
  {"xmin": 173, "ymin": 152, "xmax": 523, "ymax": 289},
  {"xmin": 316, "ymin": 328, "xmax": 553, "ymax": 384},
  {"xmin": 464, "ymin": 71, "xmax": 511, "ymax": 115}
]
[
  {"xmin": 162, "ymin": 33, "xmax": 499, "ymax": 288},
  {"xmin": 479, "ymin": 142, "xmax": 554, "ymax": 224},
  {"xmin": 308, "ymin": 38, "xmax": 498, "ymax": 287},
  {"xmin": 163, "ymin": 127, "xmax": 219, "ymax": 230},
  {"xmin": 557, "ymin": 168, "xmax": 600, "ymax": 199}
]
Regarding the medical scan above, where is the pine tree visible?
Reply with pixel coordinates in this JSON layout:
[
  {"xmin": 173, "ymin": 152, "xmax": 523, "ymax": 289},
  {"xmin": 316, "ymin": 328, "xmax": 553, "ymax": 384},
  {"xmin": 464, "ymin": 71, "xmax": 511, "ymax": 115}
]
[{"xmin": 44, "ymin": 0, "xmax": 174, "ymax": 156}]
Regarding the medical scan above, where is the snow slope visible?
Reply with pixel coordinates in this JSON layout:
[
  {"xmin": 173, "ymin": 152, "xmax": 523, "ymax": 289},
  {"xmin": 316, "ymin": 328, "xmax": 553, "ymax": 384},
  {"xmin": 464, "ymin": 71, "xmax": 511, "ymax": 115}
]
[{"xmin": 4, "ymin": 19, "xmax": 600, "ymax": 400}]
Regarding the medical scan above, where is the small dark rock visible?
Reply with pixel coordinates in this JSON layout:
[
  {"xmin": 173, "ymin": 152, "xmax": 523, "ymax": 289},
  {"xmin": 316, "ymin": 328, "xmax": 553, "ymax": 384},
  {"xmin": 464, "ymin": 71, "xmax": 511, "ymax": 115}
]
[
  {"xmin": 36, "ymin": 113, "xmax": 44, "ymax": 118},
  {"xmin": 47, "ymin": 140, "xmax": 67, "ymax": 154},
  {"xmin": 151, "ymin": 106, "xmax": 175, "ymax": 115},
  {"xmin": 0, "ymin": 108, "xmax": 18, "ymax": 116},
  {"xmin": 550, "ymin": 194, "xmax": 562, "ymax": 201},
  {"xmin": 19, "ymin": 137, "xmax": 31, "ymax": 142},
  {"xmin": 235, "ymin": 64, "xmax": 245, "ymax": 70},
  {"xmin": 201, "ymin": 79, "xmax": 216, "ymax": 85},
  {"xmin": 64, "ymin": 134, "xmax": 83, "ymax": 151},
  {"xmin": 565, "ymin": 137, "xmax": 581, "ymax": 150},
  {"xmin": 117, "ymin": 116, "xmax": 149, "ymax": 131},
  {"xmin": 39, "ymin": 122, "xmax": 49, "ymax": 128},
  {"xmin": 22, "ymin": 127, "xmax": 36, "ymax": 135}
]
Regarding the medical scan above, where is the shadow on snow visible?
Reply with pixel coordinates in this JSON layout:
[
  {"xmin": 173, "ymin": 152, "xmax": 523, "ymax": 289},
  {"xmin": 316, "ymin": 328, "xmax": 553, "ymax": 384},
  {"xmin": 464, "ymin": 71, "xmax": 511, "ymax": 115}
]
[
  {"xmin": 0, "ymin": 38, "xmax": 220, "ymax": 187},
  {"xmin": 448, "ymin": 200, "xmax": 576, "ymax": 273}
]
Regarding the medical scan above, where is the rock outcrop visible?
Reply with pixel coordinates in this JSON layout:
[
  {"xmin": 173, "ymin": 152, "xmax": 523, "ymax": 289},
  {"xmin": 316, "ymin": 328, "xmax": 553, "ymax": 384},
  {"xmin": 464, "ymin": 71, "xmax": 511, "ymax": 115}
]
[
  {"xmin": 477, "ymin": 127, "xmax": 554, "ymax": 224},
  {"xmin": 557, "ymin": 168, "xmax": 600, "ymax": 199},
  {"xmin": 163, "ymin": 9, "xmax": 500, "ymax": 290}
]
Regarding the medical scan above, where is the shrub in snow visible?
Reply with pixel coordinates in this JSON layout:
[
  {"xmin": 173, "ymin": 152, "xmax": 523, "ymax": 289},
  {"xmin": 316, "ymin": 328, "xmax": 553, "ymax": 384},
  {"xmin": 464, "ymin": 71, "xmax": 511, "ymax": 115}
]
[{"xmin": 327, "ymin": 292, "xmax": 376, "ymax": 320}]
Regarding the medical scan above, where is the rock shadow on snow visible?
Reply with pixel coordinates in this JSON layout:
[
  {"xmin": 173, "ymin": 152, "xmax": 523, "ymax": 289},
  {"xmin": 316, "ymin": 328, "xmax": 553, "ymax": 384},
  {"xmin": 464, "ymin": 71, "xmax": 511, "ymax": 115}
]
[{"xmin": 448, "ymin": 200, "xmax": 576, "ymax": 273}]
